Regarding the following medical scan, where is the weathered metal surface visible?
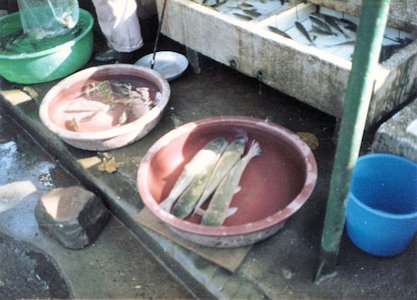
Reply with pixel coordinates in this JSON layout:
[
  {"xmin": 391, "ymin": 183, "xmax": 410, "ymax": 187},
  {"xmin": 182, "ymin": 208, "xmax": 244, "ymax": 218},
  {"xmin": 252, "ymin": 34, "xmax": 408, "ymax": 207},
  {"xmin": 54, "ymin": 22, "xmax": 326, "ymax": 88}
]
[{"xmin": 157, "ymin": 0, "xmax": 417, "ymax": 126}]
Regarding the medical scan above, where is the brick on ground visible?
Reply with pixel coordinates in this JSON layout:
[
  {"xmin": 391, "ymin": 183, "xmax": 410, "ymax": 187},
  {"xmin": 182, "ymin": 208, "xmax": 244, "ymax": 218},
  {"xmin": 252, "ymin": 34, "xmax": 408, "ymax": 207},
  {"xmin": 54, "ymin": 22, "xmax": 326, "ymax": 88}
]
[{"xmin": 35, "ymin": 186, "xmax": 110, "ymax": 249}]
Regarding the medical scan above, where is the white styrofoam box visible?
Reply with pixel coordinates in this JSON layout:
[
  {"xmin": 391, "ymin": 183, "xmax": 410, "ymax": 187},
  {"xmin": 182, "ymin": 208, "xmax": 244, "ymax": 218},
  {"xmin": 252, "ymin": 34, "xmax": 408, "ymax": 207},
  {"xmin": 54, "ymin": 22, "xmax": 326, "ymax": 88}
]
[
  {"xmin": 159, "ymin": 0, "xmax": 417, "ymax": 126},
  {"xmin": 308, "ymin": 0, "xmax": 417, "ymax": 32}
]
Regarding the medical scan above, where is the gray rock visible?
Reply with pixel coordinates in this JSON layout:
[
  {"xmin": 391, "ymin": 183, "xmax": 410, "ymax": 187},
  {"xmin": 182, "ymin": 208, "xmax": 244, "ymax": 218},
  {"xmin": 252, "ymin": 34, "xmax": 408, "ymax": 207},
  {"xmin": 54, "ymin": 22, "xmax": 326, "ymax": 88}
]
[{"xmin": 35, "ymin": 186, "xmax": 110, "ymax": 249}]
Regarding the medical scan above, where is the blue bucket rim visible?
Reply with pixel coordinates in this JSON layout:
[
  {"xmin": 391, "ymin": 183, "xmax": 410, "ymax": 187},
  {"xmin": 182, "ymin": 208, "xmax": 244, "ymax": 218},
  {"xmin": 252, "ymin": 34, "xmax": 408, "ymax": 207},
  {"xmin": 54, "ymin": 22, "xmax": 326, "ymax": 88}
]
[
  {"xmin": 349, "ymin": 153, "xmax": 417, "ymax": 220},
  {"xmin": 0, "ymin": 9, "xmax": 93, "ymax": 60}
]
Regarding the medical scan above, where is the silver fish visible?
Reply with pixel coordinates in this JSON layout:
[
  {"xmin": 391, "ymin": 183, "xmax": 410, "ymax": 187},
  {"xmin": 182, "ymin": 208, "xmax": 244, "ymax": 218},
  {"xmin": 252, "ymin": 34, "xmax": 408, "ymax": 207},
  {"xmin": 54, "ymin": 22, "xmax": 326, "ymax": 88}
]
[
  {"xmin": 295, "ymin": 21, "xmax": 315, "ymax": 44},
  {"xmin": 338, "ymin": 18, "xmax": 357, "ymax": 32},
  {"xmin": 200, "ymin": 140, "xmax": 261, "ymax": 226},
  {"xmin": 324, "ymin": 15, "xmax": 348, "ymax": 38},
  {"xmin": 159, "ymin": 137, "xmax": 228, "ymax": 212},
  {"xmin": 311, "ymin": 24, "xmax": 334, "ymax": 36},
  {"xmin": 309, "ymin": 16, "xmax": 334, "ymax": 35},
  {"xmin": 233, "ymin": 13, "xmax": 253, "ymax": 21},
  {"xmin": 312, "ymin": 11, "xmax": 341, "ymax": 27},
  {"xmin": 171, "ymin": 147, "xmax": 223, "ymax": 219},
  {"xmin": 242, "ymin": 9, "xmax": 262, "ymax": 18},
  {"xmin": 268, "ymin": 26, "xmax": 293, "ymax": 39},
  {"xmin": 323, "ymin": 40, "xmax": 355, "ymax": 47},
  {"xmin": 239, "ymin": 3, "xmax": 254, "ymax": 9},
  {"xmin": 193, "ymin": 137, "xmax": 247, "ymax": 214}
]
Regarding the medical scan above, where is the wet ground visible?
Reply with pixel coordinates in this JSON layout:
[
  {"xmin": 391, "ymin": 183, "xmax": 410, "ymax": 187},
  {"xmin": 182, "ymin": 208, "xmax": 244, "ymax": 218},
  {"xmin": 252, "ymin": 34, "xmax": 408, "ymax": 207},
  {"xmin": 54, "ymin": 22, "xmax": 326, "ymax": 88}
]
[
  {"xmin": 0, "ymin": 4, "xmax": 416, "ymax": 298},
  {"xmin": 0, "ymin": 234, "xmax": 71, "ymax": 299},
  {"xmin": 1, "ymin": 49, "xmax": 415, "ymax": 298},
  {"xmin": 0, "ymin": 106, "xmax": 192, "ymax": 299}
]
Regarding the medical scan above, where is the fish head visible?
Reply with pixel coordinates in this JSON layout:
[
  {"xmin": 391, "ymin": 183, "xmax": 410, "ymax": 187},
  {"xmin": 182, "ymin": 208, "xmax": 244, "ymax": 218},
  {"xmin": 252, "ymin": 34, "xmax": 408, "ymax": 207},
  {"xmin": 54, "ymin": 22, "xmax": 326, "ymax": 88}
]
[
  {"xmin": 232, "ymin": 128, "xmax": 249, "ymax": 143},
  {"xmin": 205, "ymin": 137, "xmax": 228, "ymax": 152},
  {"xmin": 228, "ymin": 137, "xmax": 246, "ymax": 155}
]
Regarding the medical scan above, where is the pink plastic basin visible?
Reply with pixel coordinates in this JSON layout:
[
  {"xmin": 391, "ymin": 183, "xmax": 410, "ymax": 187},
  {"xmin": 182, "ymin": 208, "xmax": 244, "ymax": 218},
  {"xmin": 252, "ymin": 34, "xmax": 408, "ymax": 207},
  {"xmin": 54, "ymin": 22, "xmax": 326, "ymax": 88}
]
[{"xmin": 137, "ymin": 116, "xmax": 318, "ymax": 248}]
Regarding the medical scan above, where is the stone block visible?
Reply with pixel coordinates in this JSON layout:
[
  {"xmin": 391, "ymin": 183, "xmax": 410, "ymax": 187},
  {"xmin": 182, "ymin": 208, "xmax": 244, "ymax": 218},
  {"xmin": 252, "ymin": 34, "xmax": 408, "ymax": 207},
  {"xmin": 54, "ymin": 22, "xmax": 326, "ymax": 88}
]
[
  {"xmin": 35, "ymin": 186, "xmax": 110, "ymax": 249},
  {"xmin": 372, "ymin": 99, "xmax": 417, "ymax": 163}
]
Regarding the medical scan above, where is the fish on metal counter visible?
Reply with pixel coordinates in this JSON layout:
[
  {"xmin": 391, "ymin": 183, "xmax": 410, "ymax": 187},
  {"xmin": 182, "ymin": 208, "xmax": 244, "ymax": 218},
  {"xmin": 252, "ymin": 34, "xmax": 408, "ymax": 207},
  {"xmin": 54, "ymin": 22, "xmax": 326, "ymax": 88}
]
[
  {"xmin": 159, "ymin": 137, "xmax": 228, "ymax": 212},
  {"xmin": 200, "ymin": 140, "xmax": 262, "ymax": 226}
]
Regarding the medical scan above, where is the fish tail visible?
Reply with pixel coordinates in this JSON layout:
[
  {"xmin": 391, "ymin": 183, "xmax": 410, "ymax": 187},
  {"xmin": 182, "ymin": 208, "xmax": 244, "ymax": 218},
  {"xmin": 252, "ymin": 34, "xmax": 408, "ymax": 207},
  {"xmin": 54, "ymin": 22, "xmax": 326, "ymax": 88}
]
[
  {"xmin": 193, "ymin": 194, "xmax": 209, "ymax": 214},
  {"xmin": 194, "ymin": 207, "xmax": 205, "ymax": 216},
  {"xmin": 201, "ymin": 211, "xmax": 223, "ymax": 226},
  {"xmin": 246, "ymin": 140, "xmax": 262, "ymax": 159}
]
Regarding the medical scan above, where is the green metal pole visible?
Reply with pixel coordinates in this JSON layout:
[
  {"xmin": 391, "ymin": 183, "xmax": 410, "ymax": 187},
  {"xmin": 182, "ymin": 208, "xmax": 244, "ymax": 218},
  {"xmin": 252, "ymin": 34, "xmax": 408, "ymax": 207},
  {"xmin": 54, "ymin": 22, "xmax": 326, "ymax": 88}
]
[{"xmin": 315, "ymin": 0, "xmax": 391, "ymax": 281}]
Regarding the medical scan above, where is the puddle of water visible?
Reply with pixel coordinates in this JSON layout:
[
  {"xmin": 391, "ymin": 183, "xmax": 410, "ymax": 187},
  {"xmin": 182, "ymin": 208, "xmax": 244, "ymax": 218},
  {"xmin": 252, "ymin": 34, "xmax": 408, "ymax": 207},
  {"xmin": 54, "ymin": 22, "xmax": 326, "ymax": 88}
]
[
  {"xmin": 0, "ymin": 139, "xmax": 56, "ymax": 190},
  {"xmin": 0, "ymin": 141, "xmax": 17, "ymax": 173},
  {"xmin": 0, "ymin": 135, "xmax": 56, "ymax": 214}
]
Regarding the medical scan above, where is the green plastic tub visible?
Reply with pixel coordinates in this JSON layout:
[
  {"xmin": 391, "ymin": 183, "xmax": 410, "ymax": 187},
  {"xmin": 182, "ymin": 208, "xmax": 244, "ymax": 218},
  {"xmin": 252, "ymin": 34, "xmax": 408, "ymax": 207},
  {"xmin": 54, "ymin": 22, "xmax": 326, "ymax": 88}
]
[{"xmin": 0, "ymin": 9, "xmax": 93, "ymax": 84}]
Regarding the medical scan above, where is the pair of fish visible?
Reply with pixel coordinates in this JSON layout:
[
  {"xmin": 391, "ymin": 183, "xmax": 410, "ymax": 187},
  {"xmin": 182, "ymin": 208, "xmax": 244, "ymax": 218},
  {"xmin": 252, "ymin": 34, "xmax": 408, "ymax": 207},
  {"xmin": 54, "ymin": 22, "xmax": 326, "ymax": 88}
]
[
  {"xmin": 200, "ymin": 140, "xmax": 261, "ymax": 226},
  {"xmin": 312, "ymin": 9, "xmax": 357, "ymax": 32},
  {"xmin": 310, "ymin": 14, "xmax": 349, "ymax": 38},
  {"xmin": 159, "ymin": 136, "xmax": 261, "ymax": 226},
  {"xmin": 299, "ymin": 17, "xmax": 338, "ymax": 42},
  {"xmin": 295, "ymin": 12, "xmax": 356, "ymax": 45},
  {"xmin": 337, "ymin": 17, "xmax": 357, "ymax": 32},
  {"xmin": 233, "ymin": 10, "xmax": 262, "ymax": 21}
]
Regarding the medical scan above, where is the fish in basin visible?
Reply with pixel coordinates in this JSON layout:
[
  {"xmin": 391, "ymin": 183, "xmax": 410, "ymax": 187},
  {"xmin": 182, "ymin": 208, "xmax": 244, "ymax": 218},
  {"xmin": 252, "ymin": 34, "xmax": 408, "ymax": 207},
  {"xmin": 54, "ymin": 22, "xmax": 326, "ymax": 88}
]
[
  {"xmin": 159, "ymin": 137, "xmax": 228, "ymax": 213},
  {"xmin": 171, "ymin": 135, "xmax": 249, "ymax": 219},
  {"xmin": 193, "ymin": 136, "xmax": 247, "ymax": 214},
  {"xmin": 171, "ymin": 143, "xmax": 224, "ymax": 219},
  {"xmin": 199, "ymin": 140, "xmax": 261, "ymax": 226}
]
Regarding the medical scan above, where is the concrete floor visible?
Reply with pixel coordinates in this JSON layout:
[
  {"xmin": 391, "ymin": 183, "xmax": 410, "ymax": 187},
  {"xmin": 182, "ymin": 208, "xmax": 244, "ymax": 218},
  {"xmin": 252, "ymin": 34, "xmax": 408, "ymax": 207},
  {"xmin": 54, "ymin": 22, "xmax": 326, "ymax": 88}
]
[
  {"xmin": 0, "ymin": 9, "xmax": 416, "ymax": 298},
  {"xmin": 0, "ymin": 106, "xmax": 192, "ymax": 299}
]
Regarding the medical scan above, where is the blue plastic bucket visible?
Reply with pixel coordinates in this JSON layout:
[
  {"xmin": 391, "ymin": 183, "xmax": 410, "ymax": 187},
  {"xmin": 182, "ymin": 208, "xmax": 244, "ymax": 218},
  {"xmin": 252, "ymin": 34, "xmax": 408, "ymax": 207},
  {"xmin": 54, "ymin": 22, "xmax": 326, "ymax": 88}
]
[{"xmin": 346, "ymin": 153, "xmax": 417, "ymax": 257}]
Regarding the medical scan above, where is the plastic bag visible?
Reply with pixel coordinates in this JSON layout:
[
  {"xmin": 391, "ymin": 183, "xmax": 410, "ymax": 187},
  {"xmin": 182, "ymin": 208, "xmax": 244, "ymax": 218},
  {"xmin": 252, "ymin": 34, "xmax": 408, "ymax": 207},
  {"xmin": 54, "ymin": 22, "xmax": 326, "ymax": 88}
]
[{"xmin": 17, "ymin": 0, "xmax": 79, "ymax": 38}]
